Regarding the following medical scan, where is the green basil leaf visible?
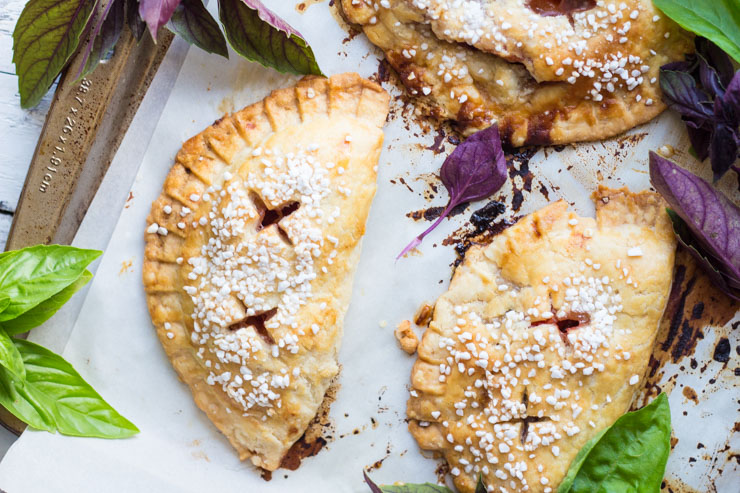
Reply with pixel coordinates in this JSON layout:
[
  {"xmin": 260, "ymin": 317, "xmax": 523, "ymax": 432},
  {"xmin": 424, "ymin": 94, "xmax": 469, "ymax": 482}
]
[
  {"xmin": 0, "ymin": 328, "xmax": 25, "ymax": 379},
  {"xmin": 0, "ymin": 366, "xmax": 56, "ymax": 433},
  {"xmin": 557, "ymin": 428, "xmax": 608, "ymax": 493},
  {"xmin": 559, "ymin": 393, "xmax": 672, "ymax": 493},
  {"xmin": 217, "ymin": 0, "xmax": 322, "ymax": 76},
  {"xmin": 653, "ymin": 0, "xmax": 740, "ymax": 63},
  {"xmin": 381, "ymin": 484, "xmax": 454, "ymax": 493},
  {"xmin": 0, "ymin": 339, "xmax": 138, "ymax": 438},
  {"xmin": 1, "ymin": 270, "xmax": 93, "ymax": 336},
  {"xmin": 364, "ymin": 472, "xmax": 453, "ymax": 493},
  {"xmin": 168, "ymin": 0, "xmax": 228, "ymax": 57},
  {"xmin": 0, "ymin": 245, "xmax": 101, "ymax": 323},
  {"xmin": 0, "ymin": 297, "xmax": 10, "ymax": 314},
  {"xmin": 12, "ymin": 0, "xmax": 97, "ymax": 108},
  {"xmin": 474, "ymin": 475, "xmax": 487, "ymax": 493}
]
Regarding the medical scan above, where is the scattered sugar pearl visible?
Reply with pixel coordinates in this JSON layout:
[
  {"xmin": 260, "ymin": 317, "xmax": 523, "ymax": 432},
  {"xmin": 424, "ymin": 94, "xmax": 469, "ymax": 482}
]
[
  {"xmin": 658, "ymin": 144, "xmax": 674, "ymax": 157},
  {"xmin": 629, "ymin": 375, "xmax": 639, "ymax": 385},
  {"xmin": 627, "ymin": 246, "xmax": 643, "ymax": 257}
]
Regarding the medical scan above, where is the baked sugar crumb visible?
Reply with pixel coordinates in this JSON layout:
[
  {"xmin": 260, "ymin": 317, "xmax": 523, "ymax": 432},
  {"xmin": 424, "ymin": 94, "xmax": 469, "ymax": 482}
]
[{"xmin": 395, "ymin": 320, "xmax": 420, "ymax": 354}]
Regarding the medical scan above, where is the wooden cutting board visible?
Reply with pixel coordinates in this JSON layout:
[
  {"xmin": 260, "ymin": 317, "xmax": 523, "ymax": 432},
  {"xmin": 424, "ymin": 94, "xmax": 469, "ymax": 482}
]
[{"xmin": 0, "ymin": 26, "xmax": 173, "ymax": 435}]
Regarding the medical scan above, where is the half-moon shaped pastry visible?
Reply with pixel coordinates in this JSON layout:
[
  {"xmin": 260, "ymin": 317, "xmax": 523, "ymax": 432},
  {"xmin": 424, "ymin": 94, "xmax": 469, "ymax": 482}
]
[
  {"xmin": 143, "ymin": 73, "xmax": 389, "ymax": 471},
  {"xmin": 407, "ymin": 187, "xmax": 676, "ymax": 492},
  {"xmin": 341, "ymin": 0, "xmax": 692, "ymax": 146}
]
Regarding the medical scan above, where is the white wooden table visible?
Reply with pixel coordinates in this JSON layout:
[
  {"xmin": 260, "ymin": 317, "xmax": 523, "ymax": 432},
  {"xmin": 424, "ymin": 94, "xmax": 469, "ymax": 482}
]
[{"xmin": 0, "ymin": 0, "xmax": 55, "ymax": 457}]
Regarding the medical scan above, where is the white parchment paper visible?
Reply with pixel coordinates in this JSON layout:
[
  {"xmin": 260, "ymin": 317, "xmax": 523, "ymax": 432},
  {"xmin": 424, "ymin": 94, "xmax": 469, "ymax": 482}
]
[{"xmin": 0, "ymin": 2, "xmax": 736, "ymax": 491}]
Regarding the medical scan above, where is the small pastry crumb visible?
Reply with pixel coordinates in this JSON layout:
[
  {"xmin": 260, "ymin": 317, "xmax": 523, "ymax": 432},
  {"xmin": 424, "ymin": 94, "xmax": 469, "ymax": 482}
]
[
  {"xmin": 414, "ymin": 302, "xmax": 434, "ymax": 327},
  {"xmin": 395, "ymin": 320, "xmax": 419, "ymax": 355}
]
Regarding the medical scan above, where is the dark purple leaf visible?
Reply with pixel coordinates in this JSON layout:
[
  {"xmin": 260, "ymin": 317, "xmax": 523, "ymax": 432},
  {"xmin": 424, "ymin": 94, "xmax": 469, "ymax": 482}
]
[
  {"xmin": 398, "ymin": 125, "xmax": 508, "ymax": 259},
  {"xmin": 440, "ymin": 124, "xmax": 507, "ymax": 204},
  {"xmin": 649, "ymin": 152, "xmax": 740, "ymax": 300},
  {"xmin": 168, "ymin": 0, "xmax": 228, "ymax": 57},
  {"xmin": 661, "ymin": 57, "xmax": 697, "ymax": 74},
  {"xmin": 709, "ymin": 123, "xmax": 739, "ymax": 181},
  {"xmin": 78, "ymin": 0, "xmax": 125, "ymax": 79},
  {"xmin": 364, "ymin": 472, "xmax": 384, "ymax": 493},
  {"xmin": 217, "ymin": 0, "xmax": 322, "ymax": 75},
  {"xmin": 699, "ymin": 56, "xmax": 725, "ymax": 99},
  {"xmin": 659, "ymin": 68, "xmax": 714, "ymax": 122},
  {"xmin": 667, "ymin": 210, "xmax": 739, "ymax": 300},
  {"xmin": 139, "ymin": 0, "xmax": 181, "ymax": 39},
  {"xmin": 721, "ymin": 72, "xmax": 740, "ymax": 110},
  {"xmin": 685, "ymin": 121, "xmax": 712, "ymax": 161},
  {"xmin": 126, "ymin": 0, "xmax": 147, "ymax": 41},
  {"xmin": 717, "ymin": 71, "xmax": 740, "ymax": 130},
  {"xmin": 660, "ymin": 39, "xmax": 740, "ymax": 180},
  {"xmin": 696, "ymin": 38, "xmax": 734, "ymax": 89},
  {"xmin": 241, "ymin": 0, "xmax": 304, "ymax": 39}
]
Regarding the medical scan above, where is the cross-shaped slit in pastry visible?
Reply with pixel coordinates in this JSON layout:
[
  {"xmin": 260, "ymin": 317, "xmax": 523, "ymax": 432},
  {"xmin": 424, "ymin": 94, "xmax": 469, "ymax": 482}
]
[
  {"xmin": 228, "ymin": 307, "xmax": 278, "ymax": 345},
  {"xmin": 531, "ymin": 310, "xmax": 590, "ymax": 344},
  {"xmin": 249, "ymin": 191, "xmax": 300, "ymax": 245},
  {"xmin": 518, "ymin": 389, "xmax": 551, "ymax": 445}
]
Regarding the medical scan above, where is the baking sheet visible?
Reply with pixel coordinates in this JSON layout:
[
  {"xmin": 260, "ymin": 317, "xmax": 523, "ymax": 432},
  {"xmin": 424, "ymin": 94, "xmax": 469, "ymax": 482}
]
[{"xmin": 0, "ymin": 2, "xmax": 737, "ymax": 491}]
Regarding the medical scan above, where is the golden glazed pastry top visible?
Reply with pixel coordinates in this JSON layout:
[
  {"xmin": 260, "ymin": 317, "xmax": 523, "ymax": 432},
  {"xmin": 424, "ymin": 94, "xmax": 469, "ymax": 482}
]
[
  {"xmin": 407, "ymin": 187, "xmax": 676, "ymax": 492},
  {"xmin": 341, "ymin": 0, "xmax": 693, "ymax": 145},
  {"xmin": 143, "ymin": 73, "xmax": 389, "ymax": 471}
]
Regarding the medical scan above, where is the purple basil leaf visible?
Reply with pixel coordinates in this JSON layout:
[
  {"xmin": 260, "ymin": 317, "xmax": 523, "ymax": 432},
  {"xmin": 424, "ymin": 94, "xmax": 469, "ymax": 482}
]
[
  {"xmin": 139, "ymin": 0, "xmax": 181, "ymax": 39},
  {"xmin": 685, "ymin": 121, "xmax": 712, "ymax": 161},
  {"xmin": 696, "ymin": 38, "xmax": 734, "ymax": 89},
  {"xmin": 699, "ymin": 55, "xmax": 725, "ymax": 99},
  {"xmin": 217, "ymin": 0, "xmax": 322, "ymax": 75},
  {"xmin": 722, "ymin": 71, "xmax": 740, "ymax": 110},
  {"xmin": 649, "ymin": 152, "xmax": 740, "ymax": 296},
  {"xmin": 659, "ymin": 68, "xmax": 714, "ymax": 122},
  {"xmin": 717, "ymin": 71, "xmax": 740, "ymax": 129},
  {"xmin": 661, "ymin": 57, "xmax": 697, "ymax": 75},
  {"xmin": 78, "ymin": 0, "xmax": 125, "ymax": 79},
  {"xmin": 363, "ymin": 472, "xmax": 384, "ymax": 493},
  {"xmin": 126, "ymin": 0, "xmax": 147, "ymax": 41},
  {"xmin": 168, "ymin": 0, "xmax": 228, "ymax": 57},
  {"xmin": 667, "ymin": 209, "xmax": 739, "ymax": 300},
  {"xmin": 398, "ymin": 125, "xmax": 507, "ymax": 259},
  {"xmin": 440, "ymin": 124, "xmax": 507, "ymax": 204},
  {"xmin": 709, "ymin": 123, "xmax": 739, "ymax": 181},
  {"xmin": 241, "ymin": 0, "xmax": 303, "ymax": 39}
]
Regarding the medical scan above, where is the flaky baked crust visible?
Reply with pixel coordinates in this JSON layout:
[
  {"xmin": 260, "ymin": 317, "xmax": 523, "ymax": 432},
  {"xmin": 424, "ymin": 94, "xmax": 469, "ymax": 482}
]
[
  {"xmin": 407, "ymin": 187, "xmax": 676, "ymax": 492},
  {"xmin": 341, "ymin": 0, "xmax": 693, "ymax": 146},
  {"xmin": 143, "ymin": 73, "xmax": 389, "ymax": 471}
]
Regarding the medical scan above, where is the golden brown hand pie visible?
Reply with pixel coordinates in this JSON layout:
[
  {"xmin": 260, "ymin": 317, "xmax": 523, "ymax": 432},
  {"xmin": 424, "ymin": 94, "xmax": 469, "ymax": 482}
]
[
  {"xmin": 143, "ymin": 73, "xmax": 389, "ymax": 471},
  {"xmin": 407, "ymin": 187, "xmax": 676, "ymax": 492},
  {"xmin": 341, "ymin": 0, "xmax": 693, "ymax": 146}
]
